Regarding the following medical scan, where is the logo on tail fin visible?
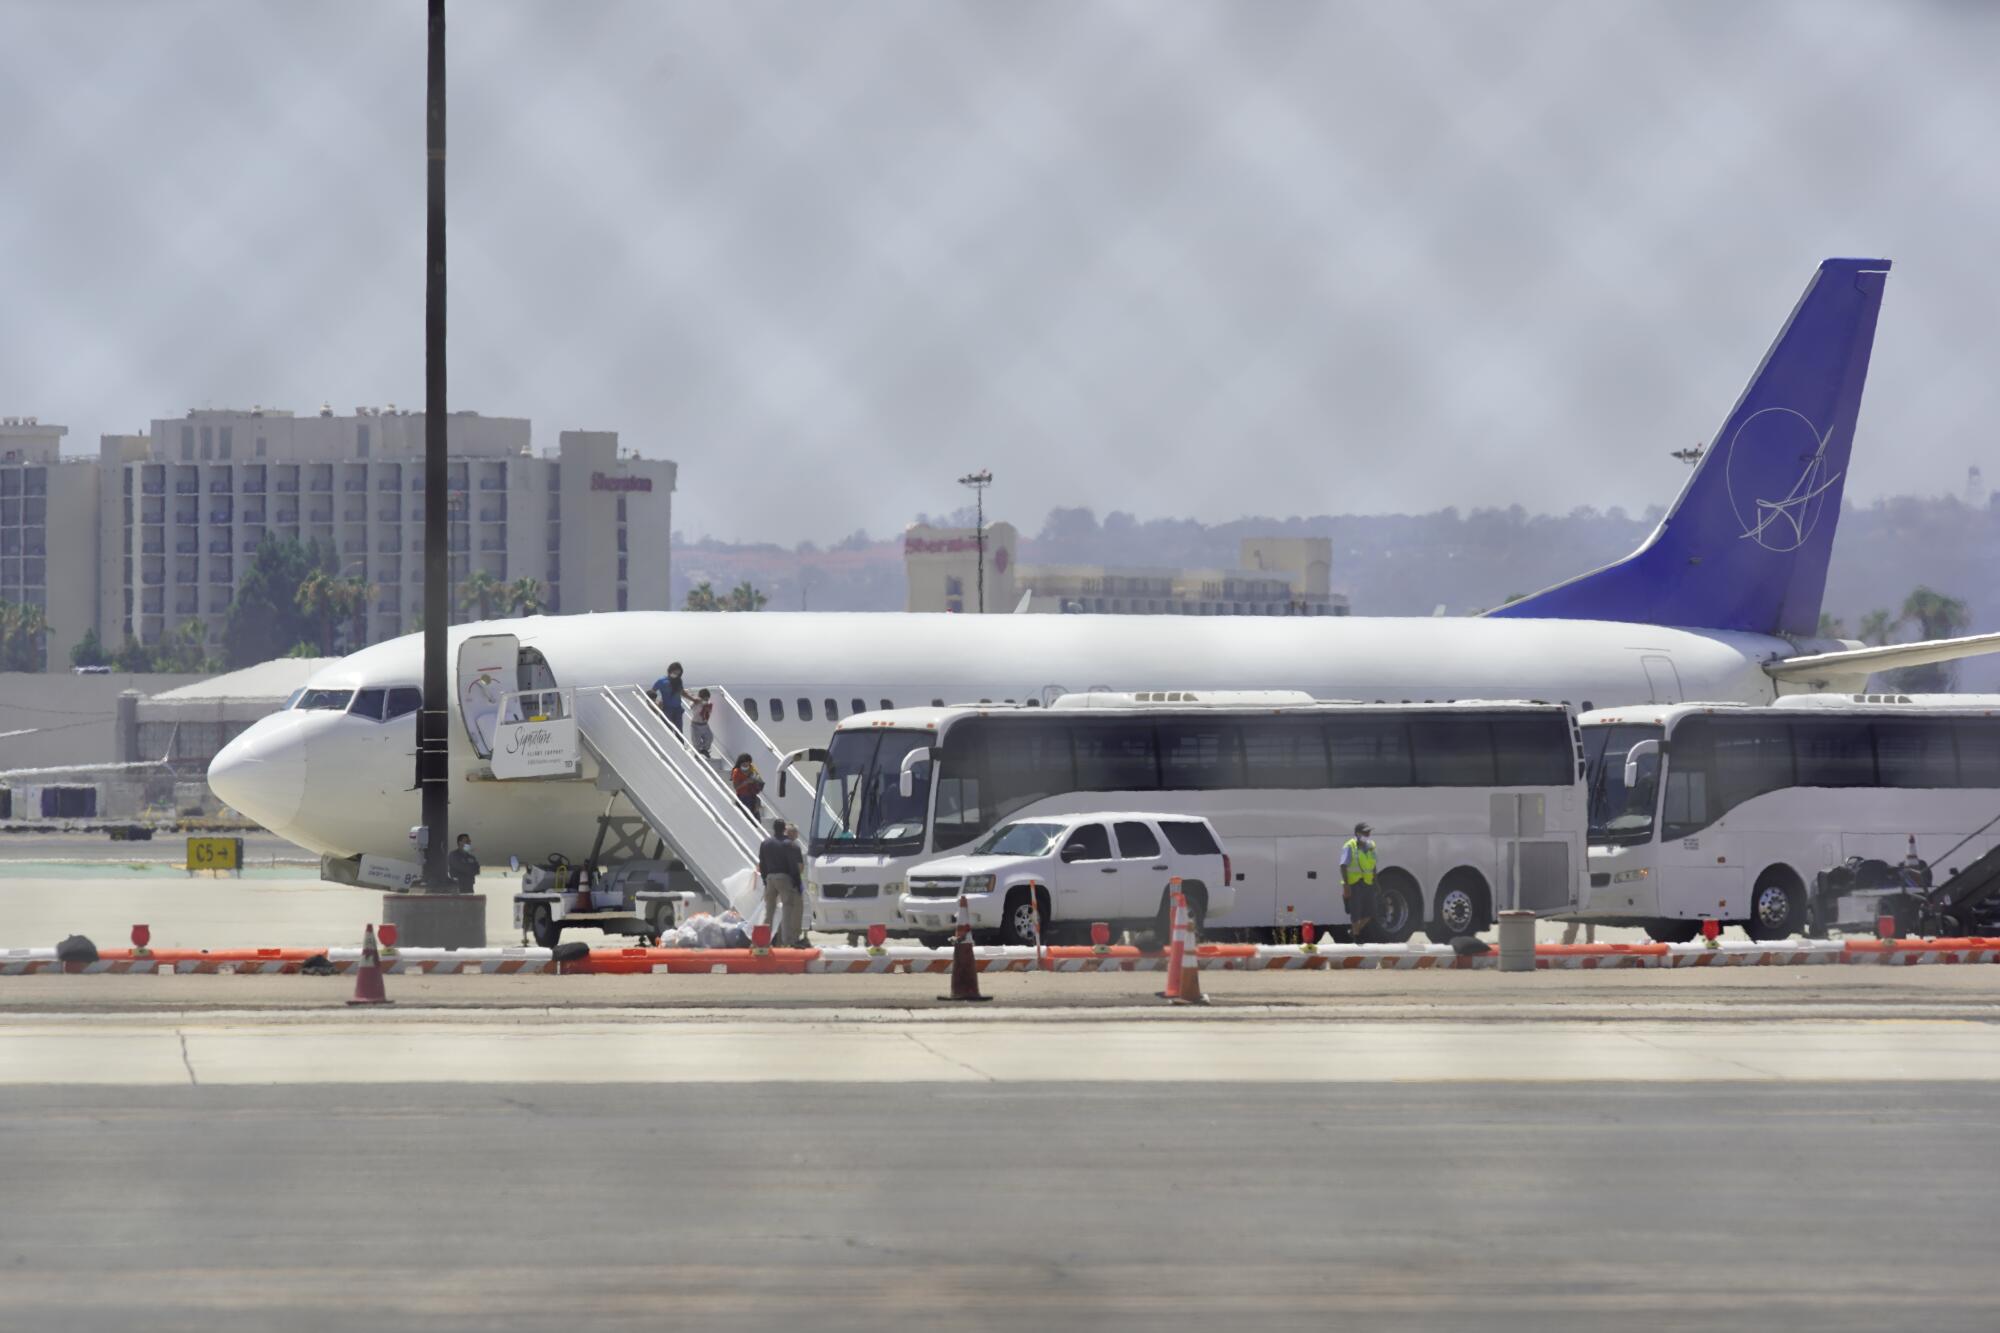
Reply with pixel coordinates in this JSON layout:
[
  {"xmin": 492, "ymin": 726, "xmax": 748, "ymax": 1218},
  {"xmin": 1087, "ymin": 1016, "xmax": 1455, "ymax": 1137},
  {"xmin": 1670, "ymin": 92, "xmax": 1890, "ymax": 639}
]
[{"xmin": 1725, "ymin": 407, "xmax": 1842, "ymax": 553}]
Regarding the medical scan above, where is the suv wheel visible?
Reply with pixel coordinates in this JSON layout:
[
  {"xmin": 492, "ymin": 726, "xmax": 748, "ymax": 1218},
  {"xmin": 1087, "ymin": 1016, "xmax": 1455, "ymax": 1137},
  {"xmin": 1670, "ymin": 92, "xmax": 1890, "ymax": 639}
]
[{"xmin": 999, "ymin": 887, "xmax": 1047, "ymax": 947}]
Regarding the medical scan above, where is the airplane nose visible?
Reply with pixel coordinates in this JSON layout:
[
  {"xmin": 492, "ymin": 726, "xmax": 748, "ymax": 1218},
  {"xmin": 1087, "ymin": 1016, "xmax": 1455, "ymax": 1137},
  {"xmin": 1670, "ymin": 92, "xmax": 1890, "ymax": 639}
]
[{"xmin": 207, "ymin": 714, "xmax": 308, "ymax": 833}]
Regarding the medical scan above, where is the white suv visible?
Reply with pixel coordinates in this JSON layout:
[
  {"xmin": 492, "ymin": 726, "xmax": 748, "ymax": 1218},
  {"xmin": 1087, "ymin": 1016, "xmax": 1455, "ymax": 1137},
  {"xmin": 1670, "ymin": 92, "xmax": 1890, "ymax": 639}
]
[{"xmin": 900, "ymin": 812, "xmax": 1233, "ymax": 947}]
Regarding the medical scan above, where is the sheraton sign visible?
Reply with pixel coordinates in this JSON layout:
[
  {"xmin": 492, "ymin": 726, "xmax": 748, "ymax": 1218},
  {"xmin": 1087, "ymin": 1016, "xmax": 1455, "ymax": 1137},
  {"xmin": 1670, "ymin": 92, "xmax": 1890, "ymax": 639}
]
[{"xmin": 590, "ymin": 473, "xmax": 652, "ymax": 493}]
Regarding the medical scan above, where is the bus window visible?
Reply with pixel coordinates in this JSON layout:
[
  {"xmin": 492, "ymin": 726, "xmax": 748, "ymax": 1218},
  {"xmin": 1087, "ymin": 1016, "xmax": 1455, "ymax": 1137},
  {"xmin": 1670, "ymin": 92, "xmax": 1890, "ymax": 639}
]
[
  {"xmin": 1793, "ymin": 719, "xmax": 1876, "ymax": 787},
  {"xmin": 1327, "ymin": 717, "xmax": 1413, "ymax": 787},
  {"xmin": 1710, "ymin": 718, "xmax": 1795, "ymax": 812},
  {"xmin": 1072, "ymin": 720, "xmax": 1161, "ymax": 791},
  {"xmin": 1410, "ymin": 717, "xmax": 1496, "ymax": 786},
  {"xmin": 1491, "ymin": 715, "xmax": 1572, "ymax": 786},
  {"xmin": 1113, "ymin": 821, "xmax": 1162, "ymax": 859},
  {"xmin": 1955, "ymin": 719, "xmax": 2000, "ymax": 788},
  {"xmin": 1875, "ymin": 720, "xmax": 1956, "ymax": 787},
  {"xmin": 1240, "ymin": 717, "xmax": 1330, "ymax": 789},
  {"xmin": 1158, "ymin": 719, "xmax": 1245, "ymax": 790}
]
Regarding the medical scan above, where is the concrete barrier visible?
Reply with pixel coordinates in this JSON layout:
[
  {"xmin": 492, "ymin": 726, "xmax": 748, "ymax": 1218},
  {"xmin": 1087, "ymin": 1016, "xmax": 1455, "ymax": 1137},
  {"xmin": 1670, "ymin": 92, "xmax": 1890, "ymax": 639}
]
[{"xmin": 4, "ymin": 937, "xmax": 1999, "ymax": 977}]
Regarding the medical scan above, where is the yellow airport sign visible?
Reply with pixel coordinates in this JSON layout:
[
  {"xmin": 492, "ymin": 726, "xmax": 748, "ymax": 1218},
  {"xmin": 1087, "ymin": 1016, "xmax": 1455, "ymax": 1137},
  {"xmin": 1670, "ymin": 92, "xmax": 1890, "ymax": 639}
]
[{"xmin": 186, "ymin": 836, "xmax": 244, "ymax": 873}]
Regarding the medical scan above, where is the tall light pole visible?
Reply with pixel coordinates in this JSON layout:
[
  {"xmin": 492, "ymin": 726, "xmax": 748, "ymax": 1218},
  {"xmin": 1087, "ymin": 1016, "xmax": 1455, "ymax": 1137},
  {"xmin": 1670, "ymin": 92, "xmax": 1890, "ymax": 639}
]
[
  {"xmin": 958, "ymin": 469, "xmax": 992, "ymax": 613},
  {"xmin": 417, "ymin": 0, "xmax": 451, "ymax": 887}
]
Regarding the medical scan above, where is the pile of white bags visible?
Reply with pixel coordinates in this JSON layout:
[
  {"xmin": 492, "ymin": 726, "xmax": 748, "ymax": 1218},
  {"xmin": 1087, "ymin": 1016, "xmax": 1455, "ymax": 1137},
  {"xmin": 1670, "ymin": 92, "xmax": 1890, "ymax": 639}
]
[{"xmin": 657, "ymin": 909, "xmax": 752, "ymax": 949}]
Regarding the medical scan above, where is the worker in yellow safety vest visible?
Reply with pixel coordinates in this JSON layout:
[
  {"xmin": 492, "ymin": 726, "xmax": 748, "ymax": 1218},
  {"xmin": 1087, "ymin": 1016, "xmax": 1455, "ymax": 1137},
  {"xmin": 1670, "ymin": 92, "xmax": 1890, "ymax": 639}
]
[{"xmin": 1340, "ymin": 822, "xmax": 1377, "ymax": 942}]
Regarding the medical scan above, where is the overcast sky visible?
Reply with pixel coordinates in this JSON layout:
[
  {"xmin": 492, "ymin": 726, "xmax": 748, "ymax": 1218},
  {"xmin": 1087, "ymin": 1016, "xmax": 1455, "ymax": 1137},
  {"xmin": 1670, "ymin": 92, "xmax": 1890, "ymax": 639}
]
[{"xmin": 4, "ymin": 0, "xmax": 1997, "ymax": 542}]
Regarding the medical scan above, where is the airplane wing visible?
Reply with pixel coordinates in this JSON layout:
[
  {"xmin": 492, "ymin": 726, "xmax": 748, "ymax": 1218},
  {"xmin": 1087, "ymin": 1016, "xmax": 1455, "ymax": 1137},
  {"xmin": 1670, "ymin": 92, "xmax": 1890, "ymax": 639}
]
[{"xmin": 1765, "ymin": 630, "xmax": 2000, "ymax": 684}]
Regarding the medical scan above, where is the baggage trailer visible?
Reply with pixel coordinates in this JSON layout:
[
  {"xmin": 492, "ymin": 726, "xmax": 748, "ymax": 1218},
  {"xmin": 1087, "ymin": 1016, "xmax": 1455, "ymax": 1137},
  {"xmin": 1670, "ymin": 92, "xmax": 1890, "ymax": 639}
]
[
  {"xmin": 1810, "ymin": 841, "xmax": 2000, "ymax": 938},
  {"xmin": 512, "ymin": 857, "xmax": 700, "ymax": 949}
]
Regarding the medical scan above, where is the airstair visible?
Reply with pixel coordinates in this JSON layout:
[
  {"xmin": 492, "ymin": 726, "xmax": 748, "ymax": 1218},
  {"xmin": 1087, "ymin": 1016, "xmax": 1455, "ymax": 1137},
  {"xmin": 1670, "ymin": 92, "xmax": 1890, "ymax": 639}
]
[{"xmin": 490, "ymin": 683, "xmax": 811, "ymax": 918}]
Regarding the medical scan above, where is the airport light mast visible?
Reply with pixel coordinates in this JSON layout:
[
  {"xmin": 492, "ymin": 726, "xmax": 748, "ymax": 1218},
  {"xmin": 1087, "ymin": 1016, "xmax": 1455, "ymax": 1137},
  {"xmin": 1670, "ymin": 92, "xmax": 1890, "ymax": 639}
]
[
  {"xmin": 958, "ymin": 468, "xmax": 992, "ymax": 613},
  {"xmin": 417, "ymin": 0, "xmax": 451, "ymax": 888}
]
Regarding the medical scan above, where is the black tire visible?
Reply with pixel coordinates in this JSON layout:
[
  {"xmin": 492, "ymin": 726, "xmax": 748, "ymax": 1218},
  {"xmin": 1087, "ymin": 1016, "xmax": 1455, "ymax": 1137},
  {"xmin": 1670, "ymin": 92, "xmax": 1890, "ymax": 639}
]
[
  {"xmin": 998, "ymin": 887, "xmax": 1048, "ymax": 948},
  {"xmin": 1644, "ymin": 919, "xmax": 1701, "ymax": 944},
  {"xmin": 916, "ymin": 931, "xmax": 953, "ymax": 951},
  {"xmin": 1369, "ymin": 874, "xmax": 1421, "ymax": 944},
  {"xmin": 1425, "ymin": 875, "xmax": 1491, "ymax": 945},
  {"xmin": 528, "ymin": 904, "xmax": 561, "ymax": 950},
  {"xmin": 1745, "ymin": 871, "xmax": 1806, "ymax": 941}
]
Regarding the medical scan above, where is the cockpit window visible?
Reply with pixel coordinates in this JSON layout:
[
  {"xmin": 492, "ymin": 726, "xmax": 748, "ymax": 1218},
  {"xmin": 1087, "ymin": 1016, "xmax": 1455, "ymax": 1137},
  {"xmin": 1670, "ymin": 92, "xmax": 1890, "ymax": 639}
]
[
  {"xmin": 350, "ymin": 688, "xmax": 387, "ymax": 721},
  {"xmin": 296, "ymin": 688, "xmax": 354, "ymax": 711},
  {"xmin": 283, "ymin": 688, "xmax": 305, "ymax": 710},
  {"xmin": 385, "ymin": 687, "xmax": 423, "ymax": 720}
]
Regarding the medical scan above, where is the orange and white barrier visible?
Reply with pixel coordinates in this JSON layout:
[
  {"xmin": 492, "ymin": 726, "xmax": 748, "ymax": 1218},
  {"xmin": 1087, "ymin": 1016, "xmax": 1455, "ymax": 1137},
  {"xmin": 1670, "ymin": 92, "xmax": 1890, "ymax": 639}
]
[{"xmin": 5, "ymin": 936, "xmax": 2000, "ymax": 977}]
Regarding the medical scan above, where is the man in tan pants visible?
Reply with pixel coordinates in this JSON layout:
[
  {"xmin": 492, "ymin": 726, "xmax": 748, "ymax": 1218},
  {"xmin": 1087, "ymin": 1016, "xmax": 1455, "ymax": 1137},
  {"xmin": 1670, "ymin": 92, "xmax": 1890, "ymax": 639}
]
[{"xmin": 757, "ymin": 816, "xmax": 805, "ymax": 947}]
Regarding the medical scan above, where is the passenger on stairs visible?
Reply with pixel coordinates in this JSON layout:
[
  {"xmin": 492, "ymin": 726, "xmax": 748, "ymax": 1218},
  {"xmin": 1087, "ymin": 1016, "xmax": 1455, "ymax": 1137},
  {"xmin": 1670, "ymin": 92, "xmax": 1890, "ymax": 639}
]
[
  {"xmin": 651, "ymin": 661, "xmax": 691, "ymax": 733},
  {"xmin": 758, "ymin": 816, "xmax": 806, "ymax": 948},
  {"xmin": 731, "ymin": 754, "xmax": 765, "ymax": 818},
  {"xmin": 689, "ymin": 689, "xmax": 716, "ymax": 759}
]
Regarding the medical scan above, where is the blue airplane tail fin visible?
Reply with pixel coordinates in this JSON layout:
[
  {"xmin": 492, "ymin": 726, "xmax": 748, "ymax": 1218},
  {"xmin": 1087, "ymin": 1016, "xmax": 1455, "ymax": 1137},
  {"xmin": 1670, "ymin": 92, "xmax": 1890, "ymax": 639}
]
[{"xmin": 1490, "ymin": 258, "xmax": 1889, "ymax": 638}]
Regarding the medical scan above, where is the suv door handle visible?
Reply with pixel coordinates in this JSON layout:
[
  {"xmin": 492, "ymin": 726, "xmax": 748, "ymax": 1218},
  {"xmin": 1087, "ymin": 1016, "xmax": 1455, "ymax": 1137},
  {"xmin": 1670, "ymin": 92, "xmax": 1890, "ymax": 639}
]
[
  {"xmin": 1152, "ymin": 864, "xmax": 1168, "ymax": 870},
  {"xmin": 1100, "ymin": 867, "xmax": 1118, "ymax": 873}
]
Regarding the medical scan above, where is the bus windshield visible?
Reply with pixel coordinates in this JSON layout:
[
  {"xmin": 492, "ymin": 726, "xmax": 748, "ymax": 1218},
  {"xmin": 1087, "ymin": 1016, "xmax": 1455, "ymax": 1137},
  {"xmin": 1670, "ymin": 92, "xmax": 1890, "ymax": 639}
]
[
  {"xmin": 1584, "ymin": 723, "xmax": 1663, "ymax": 845},
  {"xmin": 809, "ymin": 729, "xmax": 932, "ymax": 854}
]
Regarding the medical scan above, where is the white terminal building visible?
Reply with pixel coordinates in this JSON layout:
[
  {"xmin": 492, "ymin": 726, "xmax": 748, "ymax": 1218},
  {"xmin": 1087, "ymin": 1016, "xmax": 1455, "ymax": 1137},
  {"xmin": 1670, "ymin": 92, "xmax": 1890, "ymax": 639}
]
[
  {"xmin": 1, "ymin": 408, "xmax": 676, "ymax": 669},
  {"xmin": 905, "ymin": 522, "xmax": 1348, "ymax": 617}
]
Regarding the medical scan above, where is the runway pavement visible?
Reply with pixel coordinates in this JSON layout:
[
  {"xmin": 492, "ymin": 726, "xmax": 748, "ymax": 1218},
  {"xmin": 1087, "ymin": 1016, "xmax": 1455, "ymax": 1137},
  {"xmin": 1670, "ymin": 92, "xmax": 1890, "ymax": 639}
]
[{"xmin": 2, "ymin": 1080, "xmax": 1996, "ymax": 1331}]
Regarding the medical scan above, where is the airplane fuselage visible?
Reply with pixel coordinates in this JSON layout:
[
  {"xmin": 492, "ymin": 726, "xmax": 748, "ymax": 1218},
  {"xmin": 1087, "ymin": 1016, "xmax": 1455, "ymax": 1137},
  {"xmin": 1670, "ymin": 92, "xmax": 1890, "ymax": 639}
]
[{"xmin": 209, "ymin": 610, "xmax": 1836, "ymax": 866}]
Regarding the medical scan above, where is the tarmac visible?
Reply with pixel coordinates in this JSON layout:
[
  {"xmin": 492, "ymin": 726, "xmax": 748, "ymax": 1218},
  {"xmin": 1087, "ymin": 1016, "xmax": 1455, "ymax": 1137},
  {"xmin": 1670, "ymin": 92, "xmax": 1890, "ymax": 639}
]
[{"xmin": 5, "ymin": 842, "xmax": 2000, "ymax": 1329}]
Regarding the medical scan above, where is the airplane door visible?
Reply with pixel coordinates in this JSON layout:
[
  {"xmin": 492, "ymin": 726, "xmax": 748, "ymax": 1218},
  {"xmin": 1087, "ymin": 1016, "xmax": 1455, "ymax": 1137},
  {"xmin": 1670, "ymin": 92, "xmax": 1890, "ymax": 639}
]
[
  {"xmin": 458, "ymin": 633, "xmax": 519, "ymax": 759},
  {"xmin": 1641, "ymin": 655, "xmax": 1683, "ymax": 704}
]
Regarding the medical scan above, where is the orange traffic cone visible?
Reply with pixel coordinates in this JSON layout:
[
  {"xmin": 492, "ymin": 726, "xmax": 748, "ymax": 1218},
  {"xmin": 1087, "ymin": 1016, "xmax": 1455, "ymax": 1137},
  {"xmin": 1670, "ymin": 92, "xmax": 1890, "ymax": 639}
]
[
  {"xmin": 347, "ymin": 924, "xmax": 393, "ymax": 1006},
  {"xmin": 939, "ymin": 891, "xmax": 990, "ymax": 1002},
  {"xmin": 1158, "ymin": 888, "xmax": 1207, "ymax": 1005}
]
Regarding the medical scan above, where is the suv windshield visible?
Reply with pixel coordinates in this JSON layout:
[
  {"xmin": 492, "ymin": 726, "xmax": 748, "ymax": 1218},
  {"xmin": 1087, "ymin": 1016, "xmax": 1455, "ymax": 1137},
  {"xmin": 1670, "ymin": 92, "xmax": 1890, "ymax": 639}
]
[
  {"xmin": 810, "ymin": 729, "xmax": 932, "ymax": 854},
  {"xmin": 973, "ymin": 821, "xmax": 1063, "ymax": 856},
  {"xmin": 1583, "ymin": 723, "xmax": 1662, "ymax": 845}
]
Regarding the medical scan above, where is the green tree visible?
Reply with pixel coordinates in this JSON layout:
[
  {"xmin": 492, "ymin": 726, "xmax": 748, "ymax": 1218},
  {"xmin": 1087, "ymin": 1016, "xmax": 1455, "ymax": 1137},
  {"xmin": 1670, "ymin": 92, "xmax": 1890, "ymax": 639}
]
[
  {"xmin": 340, "ymin": 574, "xmax": 375, "ymax": 651},
  {"xmin": 0, "ymin": 599, "xmax": 50, "ymax": 671},
  {"xmin": 725, "ymin": 581, "xmax": 768, "ymax": 613},
  {"xmin": 1891, "ymin": 586, "xmax": 1971, "ymax": 692},
  {"xmin": 458, "ymin": 568, "xmax": 504, "ymax": 622},
  {"xmin": 1856, "ymin": 609, "xmax": 1897, "ymax": 646},
  {"xmin": 296, "ymin": 569, "xmax": 346, "ymax": 656},
  {"xmin": 507, "ymin": 576, "xmax": 544, "ymax": 616},
  {"xmin": 153, "ymin": 619, "xmax": 219, "ymax": 674},
  {"xmin": 67, "ymin": 627, "xmax": 108, "ymax": 668},
  {"xmin": 684, "ymin": 581, "xmax": 721, "ymax": 612},
  {"xmin": 111, "ymin": 634, "xmax": 155, "ymax": 673},
  {"xmin": 1816, "ymin": 612, "xmax": 1847, "ymax": 639},
  {"xmin": 226, "ymin": 536, "xmax": 326, "ymax": 668}
]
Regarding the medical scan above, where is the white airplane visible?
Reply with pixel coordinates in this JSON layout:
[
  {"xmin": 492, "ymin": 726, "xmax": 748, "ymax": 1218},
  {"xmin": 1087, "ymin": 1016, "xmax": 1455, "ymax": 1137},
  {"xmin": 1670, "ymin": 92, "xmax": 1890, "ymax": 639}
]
[{"xmin": 207, "ymin": 257, "xmax": 2000, "ymax": 867}]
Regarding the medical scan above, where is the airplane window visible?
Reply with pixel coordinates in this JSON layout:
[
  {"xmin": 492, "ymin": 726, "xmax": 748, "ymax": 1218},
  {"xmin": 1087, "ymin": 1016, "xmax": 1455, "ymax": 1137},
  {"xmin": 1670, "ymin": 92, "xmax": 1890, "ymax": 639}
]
[
  {"xmin": 744, "ymin": 697, "xmax": 759, "ymax": 721},
  {"xmin": 283, "ymin": 688, "xmax": 305, "ymax": 710},
  {"xmin": 851, "ymin": 697, "xmax": 866, "ymax": 716},
  {"xmin": 770, "ymin": 698, "xmax": 784, "ymax": 722},
  {"xmin": 350, "ymin": 688, "xmax": 387, "ymax": 721},
  {"xmin": 798, "ymin": 698, "xmax": 814, "ymax": 722},
  {"xmin": 931, "ymin": 698, "xmax": 944, "ymax": 707},
  {"xmin": 385, "ymin": 687, "xmax": 423, "ymax": 720},
  {"xmin": 824, "ymin": 698, "xmax": 838, "ymax": 720},
  {"xmin": 296, "ymin": 689, "xmax": 353, "ymax": 711},
  {"xmin": 879, "ymin": 699, "xmax": 893, "ymax": 711}
]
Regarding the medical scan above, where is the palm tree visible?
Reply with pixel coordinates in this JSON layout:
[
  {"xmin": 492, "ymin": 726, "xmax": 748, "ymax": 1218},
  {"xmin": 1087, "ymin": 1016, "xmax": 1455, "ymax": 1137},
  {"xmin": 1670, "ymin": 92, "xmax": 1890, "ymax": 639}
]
[
  {"xmin": 296, "ymin": 570, "xmax": 344, "ymax": 656},
  {"xmin": 0, "ymin": 600, "xmax": 50, "ymax": 671},
  {"xmin": 1856, "ymin": 609, "xmax": 1897, "ymax": 647},
  {"xmin": 725, "ymin": 580, "xmax": 767, "ymax": 613},
  {"xmin": 340, "ymin": 574, "xmax": 375, "ymax": 651},
  {"xmin": 1816, "ymin": 612, "xmax": 1847, "ymax": 639},
  {"xmin": 1901, "ymin": 586, "xmax": 1969, "ymax": 641},
  {"xmin": 459, "ymin": 568, "xmax": 504, "ymax": 622},
  {"xmin": 684, "ymin": 581, "xmax": 721, "ymax": 612},
  {"xmin": 507, "ymin": 576, "xmax": 544, "ymax": 616}
]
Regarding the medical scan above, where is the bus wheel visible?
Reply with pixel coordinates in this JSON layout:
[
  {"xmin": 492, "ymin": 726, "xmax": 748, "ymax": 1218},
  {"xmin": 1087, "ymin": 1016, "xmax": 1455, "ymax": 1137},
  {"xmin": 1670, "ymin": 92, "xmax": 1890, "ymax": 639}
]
[
  {"xmin": 1371, "ymin": 871, "xmax": 1420, "ymax": 944},
  {"xmin": 1644, "ymin": 920, "xmax": 1701, "ymax": 944},
  {"xmin": 1425, "ymin": 871, "xmax": 1490, "ymax": 944},
  {"xmin": 1745, "ymin": 869, "xmax": 1806, "ymax": 941}
]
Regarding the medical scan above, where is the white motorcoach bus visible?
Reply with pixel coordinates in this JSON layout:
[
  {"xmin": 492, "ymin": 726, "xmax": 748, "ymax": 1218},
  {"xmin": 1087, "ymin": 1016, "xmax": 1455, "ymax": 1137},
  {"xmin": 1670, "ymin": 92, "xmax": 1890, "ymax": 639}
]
[
  {"xmin": 1578, "ymin": 695, "xmax": 2000, "ymax": 941},
  {"xmin": 802, "ymin": 691, "xmax": 1585, "ymax": 944}
]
